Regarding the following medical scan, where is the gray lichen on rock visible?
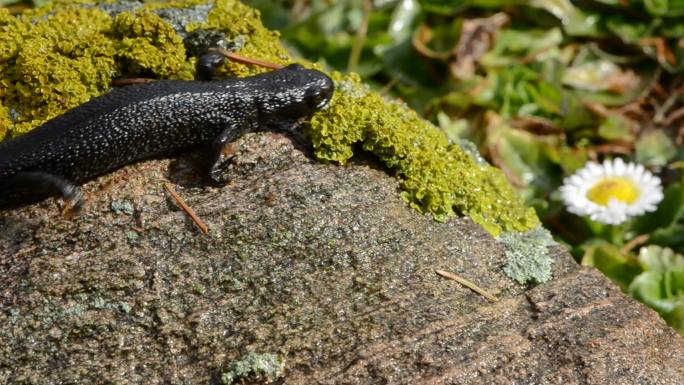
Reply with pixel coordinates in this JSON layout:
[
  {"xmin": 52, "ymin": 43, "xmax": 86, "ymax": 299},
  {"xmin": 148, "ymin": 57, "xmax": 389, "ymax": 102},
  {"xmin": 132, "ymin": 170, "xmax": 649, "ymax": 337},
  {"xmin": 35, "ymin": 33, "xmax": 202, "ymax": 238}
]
[
  {"xmin": 95, "ymin": 1, "xmax": 215, "ymax": 37},
  {"xmin": 220, "ymin": 352, "xmax": 284, "ymax": 385},
  {"xmin": 499, "ymin": 226, "xmax": 557, "ymax": 284},
  {"xmin": 152, "ymin": 2, "xmax": 215, "ymax": 37},
  {"xmin": 90, "ymin": 0, "xmax": 142, "ymax": 17}
]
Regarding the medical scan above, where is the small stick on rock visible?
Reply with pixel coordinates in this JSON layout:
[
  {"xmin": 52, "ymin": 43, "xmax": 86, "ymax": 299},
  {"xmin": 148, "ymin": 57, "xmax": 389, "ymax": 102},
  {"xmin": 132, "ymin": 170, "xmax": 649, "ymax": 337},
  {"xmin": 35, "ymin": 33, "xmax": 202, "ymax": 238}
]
[
  {"xmin": 163, "ymin": 183, "xmax": 209, "ymax": 235},
  {"xmin": 436, "ymin": 269, "xmax": 499, "ymax": 302},
  {"xmin": 210, "ymin": 48, "xmax": 284, "ymax": 70},
  {"xmin": 110, "ymin": 77, "xmax": 157, "ymax": 87}
]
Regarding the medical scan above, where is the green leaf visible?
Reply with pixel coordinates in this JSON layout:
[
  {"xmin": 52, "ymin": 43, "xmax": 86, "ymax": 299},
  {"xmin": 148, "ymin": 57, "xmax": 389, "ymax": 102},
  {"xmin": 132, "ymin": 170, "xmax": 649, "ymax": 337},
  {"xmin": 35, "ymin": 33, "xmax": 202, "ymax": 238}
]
[
  {"xmin": 436, "ymin": 112, "xmax": 470, "ymax": 143},
  {"xmin": 581, "ymin": 243, "xmax": 643, "ymax": 290},
  {"xmin": 420, "ymin": 0, "xmax": 469, "ymax": 15},
  {"xmin": 562, "ymin": 60, "xmax": 637, "ymax": 93},
  {"xmin": 633, "ymin": 182, "xmax": 684, "ymax": 234},
  {"xmin": 644, "ymin": 0, "xmax": 669, "ymax": 15},
  {"xmin": 387, "ymin": 0, "xmax": 421, "ymax": 42},
  {"xmin": 664, "ymin": 297, "xmax": 684, "ymax": 332},
  {"xmin": 629, "ymin": 246, "xmax": 684, "ymax": 333},
  {"xmin": 243, "ymin": 0, "xmax": 292, "ymax": 30},
  {"xmin": 638, "ymin": 245, "xmax": 684, "ymax": 273},
  {"xmin": 557, "ymin": 146, "xmax": 588, "ymax": 174},
  {"xmin": 555, "ymin": 92, "xmax": 596, "ymax": 130},
  {"xmin": 529, "ymin": 0, "xmax": 577, "ymax": 23},
  {"xmin": 480, "ymin": 28, "xmax": 563, "ymax": 67},
  {"xmin": 650, "ymin": 224, "xmax": 684, "ymax": 250},
  {"xmin": 630, "ymin": 271, "xmax": 684, "ymax": 313},
  {"xmin": 661, "ymin": 18, "xmax": 684, "ymax": 37},
  {"xmin": 485, "ymin": 113, "xmax": 563, "ymax": 191},
  {"xmin": 635, "ymin": 130, "xmax": 677, "ymax": 167},
  {"xmin": 605, "ymin": 16, "xmax": 653, "ymax": 43},
  {"xmin": 597, "ymin": 115, "xmax": 635, "ymax": 142},
  {"xmin": 563, "ymin": 10, "xmax": 606, "ymax": 37}
]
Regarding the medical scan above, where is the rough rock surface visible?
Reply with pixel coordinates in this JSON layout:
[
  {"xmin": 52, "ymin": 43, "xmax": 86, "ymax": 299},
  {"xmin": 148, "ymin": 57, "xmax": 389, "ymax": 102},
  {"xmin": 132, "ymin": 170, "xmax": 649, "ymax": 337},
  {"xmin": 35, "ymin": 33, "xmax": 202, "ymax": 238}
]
[{"xmin": 1, "ymin": 133, "xmax": 683, "ymax": 384}]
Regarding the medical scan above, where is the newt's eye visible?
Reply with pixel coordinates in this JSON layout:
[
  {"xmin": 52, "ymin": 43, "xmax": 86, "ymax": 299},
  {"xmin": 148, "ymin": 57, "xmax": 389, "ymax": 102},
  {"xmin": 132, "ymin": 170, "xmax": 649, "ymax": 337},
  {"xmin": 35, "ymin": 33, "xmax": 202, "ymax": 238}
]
[{"xmin": 306, "ymin": 90, "xmax": 329, "ymax": 110}]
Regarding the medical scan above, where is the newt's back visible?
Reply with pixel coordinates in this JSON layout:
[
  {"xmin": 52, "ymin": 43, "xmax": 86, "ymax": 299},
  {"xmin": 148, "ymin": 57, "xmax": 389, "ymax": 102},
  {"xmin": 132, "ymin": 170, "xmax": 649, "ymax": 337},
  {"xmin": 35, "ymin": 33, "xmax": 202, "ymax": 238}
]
[{"xmin": 0, "ymin": 79, "xmax": 260, "ymax": 182}]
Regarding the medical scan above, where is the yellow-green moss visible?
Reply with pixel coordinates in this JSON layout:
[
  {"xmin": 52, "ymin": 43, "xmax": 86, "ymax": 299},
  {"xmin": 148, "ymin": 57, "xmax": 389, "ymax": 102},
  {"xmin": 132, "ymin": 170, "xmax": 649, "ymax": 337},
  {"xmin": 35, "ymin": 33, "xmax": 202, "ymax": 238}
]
[
  {"xmin": 308, "ymin": 73, "xmax": 539, "ymax": 235},
  {"xmin": 0, "ymin": 103, "xmax": 9, "ymax": 141},
  {"xmin": 0, "ymin": 4, "xmax": 121, "ymax": 136},
  {"xmin": 0, "ymin": 0, "xmax": 538, "ymax": 234},
  {"xmin": 10, "ymin": 7, "xmax": 116, "ymax": 134},
  {"xmin": 112, "ymin": 10, "xmax": 193, "ymax": 79}
]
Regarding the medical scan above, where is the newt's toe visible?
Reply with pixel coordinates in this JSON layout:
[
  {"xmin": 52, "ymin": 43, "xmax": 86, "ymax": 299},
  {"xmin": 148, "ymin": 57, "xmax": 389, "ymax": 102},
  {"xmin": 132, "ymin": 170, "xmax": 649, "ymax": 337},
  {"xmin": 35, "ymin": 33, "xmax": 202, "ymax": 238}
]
[{"xmin": 60, "ymin": 187, "xmax": 84, "ymax": 219}]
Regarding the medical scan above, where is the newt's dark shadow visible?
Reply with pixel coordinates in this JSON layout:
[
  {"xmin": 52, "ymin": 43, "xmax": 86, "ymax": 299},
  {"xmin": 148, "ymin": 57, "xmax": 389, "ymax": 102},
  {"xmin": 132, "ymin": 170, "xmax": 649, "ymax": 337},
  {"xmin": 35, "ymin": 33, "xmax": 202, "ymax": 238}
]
[
  {"xmin": 166, "ymin": 152, "xmax": 208, "ymax": 188},
  {"xmin": 0, "ymin": 185, "xmax": 58, "ymax": 212}
]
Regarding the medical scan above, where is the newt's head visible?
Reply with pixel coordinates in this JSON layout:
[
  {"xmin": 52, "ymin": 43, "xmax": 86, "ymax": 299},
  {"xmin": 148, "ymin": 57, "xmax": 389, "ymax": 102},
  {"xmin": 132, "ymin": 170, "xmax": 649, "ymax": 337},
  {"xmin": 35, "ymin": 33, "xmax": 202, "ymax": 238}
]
[{"xmin": 257, "ymin": 64, "xmax": 334, "ymax": 124}]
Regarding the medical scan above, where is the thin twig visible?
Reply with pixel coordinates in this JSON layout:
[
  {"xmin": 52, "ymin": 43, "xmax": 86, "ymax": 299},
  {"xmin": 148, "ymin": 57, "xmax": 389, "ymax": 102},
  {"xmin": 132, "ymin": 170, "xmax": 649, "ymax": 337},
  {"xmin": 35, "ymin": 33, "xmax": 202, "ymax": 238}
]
[
  {"xmin": 654, "ymin": 92, "xmax": 680, "ymax": 123},
  {"xmin": 586, "ymin": 142, "xmax": 633, "ymax": 157},
  {"xmin": 110, "ymin": 78, "xmax": 156, "ymax": 87},
  {"xmin": 621, "ymin": 234, "xmax": 650, "ymax": 254},
  {"xmin": 210, "ymin": 48, "xmax": 284, "ymax": 70},
  {"xmin": 163, "ymin": 183, "xmax": 209, "ymax": 235},
  {"xmin": 347, "ymin": 0, "xmax": 372, "ymax": 72},
  {"xmin": 664, "ymin": 105, "xmax": 684, "ymax": 126},
  {"xmin": 677, "ymin": 124, "xmax": 684, "ymax": 145},
  {"xmin": 412, "ymin": 24, "xmax": 453, "ymax": 60},
  {"xmin": 379, "ymin": 77, "xmax": 400, "ymax": 96},
  {"xmin": 640, "ymin": 37, "xmax": 676, "ymax": 65},
  {"xmin": 583, "ymin": 101, "xmax": 611, "ymax": 118},
  {"xmin": 290, "ymin": 0, "xmax": 308, "ymax": 22},
  {"xmin": 614, "ymin": 100, "xmax": 648, "ymax": 121},
  {"xmin": 637, "ymin": 67, "xmax": 662, "ymax": 101},
  {"xmin": 435, "ymin": 270, "xmax": 499, "ymax": 302}
]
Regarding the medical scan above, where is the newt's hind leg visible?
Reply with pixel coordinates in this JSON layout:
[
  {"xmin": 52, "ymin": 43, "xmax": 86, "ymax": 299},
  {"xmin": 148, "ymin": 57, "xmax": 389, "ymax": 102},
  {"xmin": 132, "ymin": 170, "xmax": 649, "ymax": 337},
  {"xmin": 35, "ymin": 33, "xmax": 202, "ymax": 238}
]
[{"xmin": 11, "ymin": 172, "xmax": 84, "ymax": 217}]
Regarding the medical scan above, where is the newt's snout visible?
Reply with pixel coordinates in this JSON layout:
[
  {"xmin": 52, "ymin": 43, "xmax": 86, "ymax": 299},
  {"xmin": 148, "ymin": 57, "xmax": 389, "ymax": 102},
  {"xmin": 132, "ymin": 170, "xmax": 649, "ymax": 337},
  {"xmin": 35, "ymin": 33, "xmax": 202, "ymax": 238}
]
[{"xmin": 303, "ymin": 69, "xmax": 334, "ymax": 111}]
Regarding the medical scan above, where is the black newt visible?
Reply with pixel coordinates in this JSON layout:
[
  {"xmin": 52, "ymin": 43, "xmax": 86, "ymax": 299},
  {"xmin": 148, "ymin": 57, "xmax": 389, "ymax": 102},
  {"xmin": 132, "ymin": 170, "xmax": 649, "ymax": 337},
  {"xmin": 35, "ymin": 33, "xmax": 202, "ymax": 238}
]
[{"xmin": 0, "ymin": 63, "xmax": 334, "ymax": 212}]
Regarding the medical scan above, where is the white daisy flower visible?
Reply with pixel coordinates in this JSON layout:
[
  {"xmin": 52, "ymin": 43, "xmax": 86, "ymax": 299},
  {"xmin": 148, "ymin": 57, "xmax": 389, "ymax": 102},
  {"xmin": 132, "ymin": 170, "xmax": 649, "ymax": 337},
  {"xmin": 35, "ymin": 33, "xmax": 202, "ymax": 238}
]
[{"xmin": 559, "ymin": 158, "xmax": 663, "ymax": 225}]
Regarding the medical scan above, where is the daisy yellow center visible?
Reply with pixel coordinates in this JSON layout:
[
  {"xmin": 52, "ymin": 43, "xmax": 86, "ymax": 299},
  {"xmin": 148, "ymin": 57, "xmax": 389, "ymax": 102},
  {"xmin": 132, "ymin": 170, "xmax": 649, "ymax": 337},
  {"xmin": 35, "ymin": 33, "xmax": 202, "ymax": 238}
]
[{"xmin": 586, "ymin": 177, "xmax": 639, "ymax": 206}]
